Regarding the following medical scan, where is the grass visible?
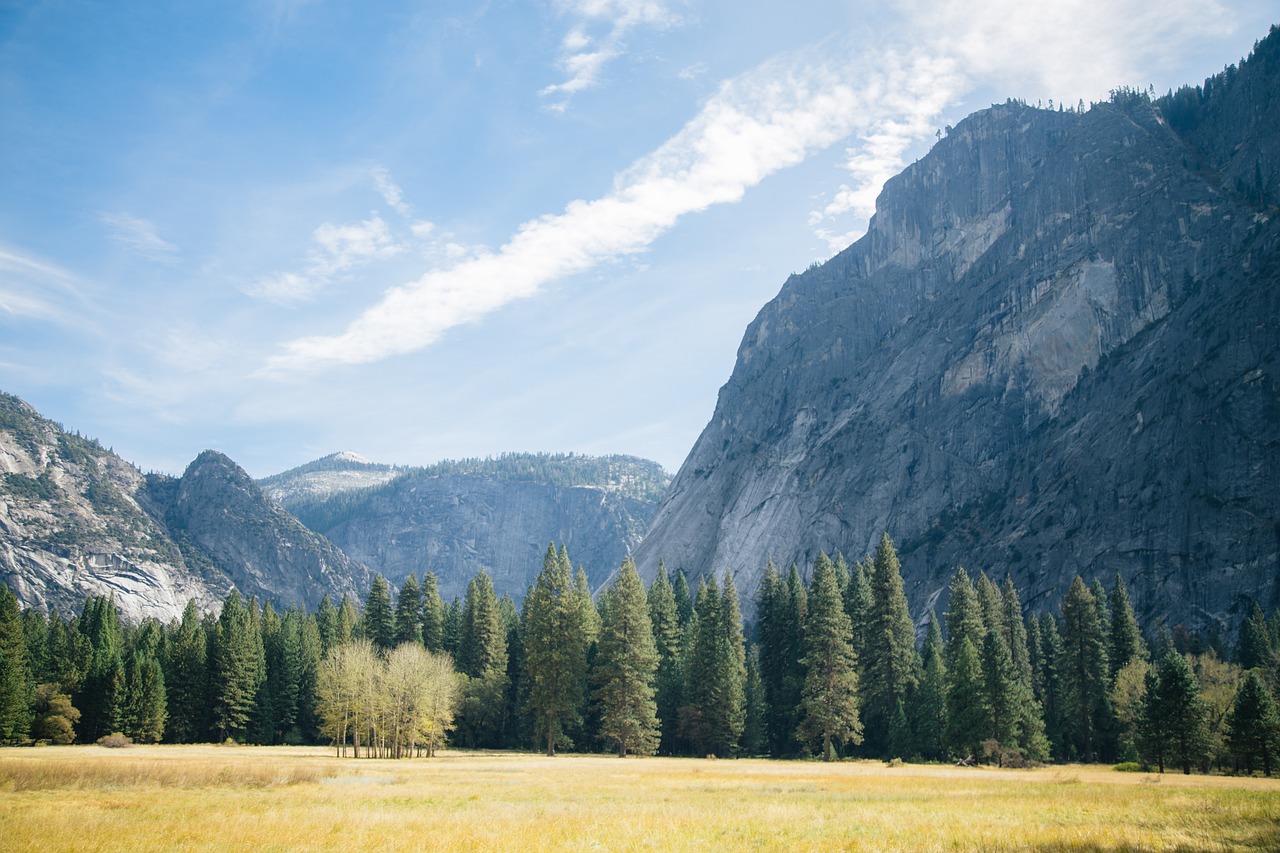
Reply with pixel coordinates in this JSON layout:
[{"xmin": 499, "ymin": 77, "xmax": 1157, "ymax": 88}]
[{"xmin": 1, "ymin": 746, "xmax": 1277, "ymax": 851}]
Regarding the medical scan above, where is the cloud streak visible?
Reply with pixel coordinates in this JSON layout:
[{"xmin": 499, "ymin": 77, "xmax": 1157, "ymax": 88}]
[
  {"xmin": 540, "ymin": 0, "xmax": 682, "ymax": 108},
  {"xmin": 266, "ymin": 38, "xmax": 963, "ymax": 372},
  {"xmin": 100, "ymin": 212, "xmax": 180, "ymax": 263}
]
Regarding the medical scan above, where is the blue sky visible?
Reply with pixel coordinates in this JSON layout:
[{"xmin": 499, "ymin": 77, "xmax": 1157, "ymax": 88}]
[{"xmin": 1, "ymin": 1, "xmax": 1274, "ymax": 478}]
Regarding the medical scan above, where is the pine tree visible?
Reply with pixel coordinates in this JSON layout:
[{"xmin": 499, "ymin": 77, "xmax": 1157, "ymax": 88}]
[
  {"xmin": 1108, "ymin": 574, "xmax": 1146, "ymax": 682},
  {"xmin": 912, "ymin": 611, "xmax": 948, "ymax": 760},
  {"xmin": 364, "ymin": 576, "xmax": 396, "ymax": 655},
  {"xmin": 1139, "ymin": 651, "xmax": 1210, "ymax": 773},
  {"xmin": 945, "ymin": 637, "xmax": 985, "ymax": 760},
  {"xmin": 211, "ymin": 592, "xmax": 265, "ymax": 743},
  {"xmin": 420, "ymin": 571, "xmax": 445, "ymax": 653},
  {"xmin": 441, "ymin": 598, "xmax": 462, "ymax": 659},
  {"xmin": 796, "ymin": 553, "xmax": 861, "ymax": 761},
  {"xmin": 712, "ymin": 570, "xmax": 748, "ymax": 756},
  {"xmin": 862, "ymin": 534, "xmax": 917, "ymax": 754},
  {"xmin": 456, "ymin": 571, "xmax": 509, "ymax": 748},
  {"xmin": 944, "ymin": 568, "xmax": 984, "ymax": 665},
  {"xmin": 981, "ymin": 625, "xmax": 1019, "ymax": 753},
  {"xmin": 122, "ymin": 652, "xmax": 167, "ymax": 743},
  {"xmin": 742, "ymin": 645, "xmax": 767, "ymax": 756},
  {"xmin": 757, "ymin": 559, "xmax": 807, "ymax": 757},
  {"xmin": 843, "ymin": 557, "xmax": 873, "ymax": 660},
  {"xmin": 336, "ymin": 596, "xmax": 359, "ymax": 647},
  {"xmin": 524, "ymin": 544, "xmax": 591, "ymax": 755},
  {"xmin": 1226, "ymin": 670, "xmax": 1280, "ymax": 775},
  {"xmin": 394, "ymin": 574, "xmax": 423, "ymax": 648},
  {"xmin": 162, "ymin": 600, "xmax": 208, "ymax": 743},
  {"xmin": 0, "ymin": 584, "xmax": 32, "ymax": 744},
  {"xmin": 293, "ymin": 611, "xmax": 324, "ymax": 743},
  {"xmin": 1060, "ymin": 577, "xmax": 1110, "ymax": 761},
  {"xmin": 316, "ymin": 595, "xmax": 338, "ymax": 655},
  {"xmin": 1037, "ymin": 613, "xmax": 1066, "ymax": 760},
  {"xmin": 1236, "ymin": 605, "xmax": 1274, "ymax": 671},
  {"xmin": 77, "ymin": 596, "xmax": 124, "ymax": 741},
  {"xmin": 647, "ymin": 560, "xmax": 682, "ymax": 754},
  {"xmin": 672, "ymin": 570, "xmax": 694, "ymax": 629},
  {"xmin": 593, "ymin": 559, "xmax": 660, "ymax": 757}
]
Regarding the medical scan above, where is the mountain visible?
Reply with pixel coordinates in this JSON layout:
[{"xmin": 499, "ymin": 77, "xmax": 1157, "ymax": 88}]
[
  {"xmin": 0, "ymin": 393, "xmax": 368, "ymax": 621},
  {"xmin": 267, "ymin": 453, "xmax": 670, "ymax": 603},
  {"xmin": 634, "ymin": 28, "xmax": 1280, "ymax": 634}
]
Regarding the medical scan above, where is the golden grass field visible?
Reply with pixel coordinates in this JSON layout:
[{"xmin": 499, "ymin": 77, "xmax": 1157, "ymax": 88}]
[{"xmin": 1, "ymin": 745, "xmax": 1277, "ymax": 852}]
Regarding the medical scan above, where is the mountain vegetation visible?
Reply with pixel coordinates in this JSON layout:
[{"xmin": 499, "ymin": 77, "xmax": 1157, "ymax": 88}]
[{"xmin": 5, "ymin": 537, "xmax": 1279, "ymax": 779}]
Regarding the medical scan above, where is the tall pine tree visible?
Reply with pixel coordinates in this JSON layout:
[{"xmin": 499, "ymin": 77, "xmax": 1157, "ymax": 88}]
[
  {"xmin": 593, "ymin": 559, "xmax": 660, "ymax": 757},
  {"xmin": 523, "ymin": 544, "xmax": 591, "ymax": 755},
  {"xmin": 862, "ymin": 534, "xmax": 917, "ymax": 755},
  {"xmin": 796, "ymin": 553, "xmax": 861, "ymax": 761}
]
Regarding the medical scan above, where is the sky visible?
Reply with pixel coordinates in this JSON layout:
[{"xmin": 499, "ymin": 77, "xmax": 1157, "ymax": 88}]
[{"xmin": 1, "ymin": 1, "xmax": 1274, "ymax": 479}]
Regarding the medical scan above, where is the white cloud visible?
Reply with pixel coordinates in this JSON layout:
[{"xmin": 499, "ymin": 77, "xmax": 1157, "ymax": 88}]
[
  {"xmin": 372, "ymin": 166, "xmax": 412, "ymax": 217},
  {"xmin": 100, "ymin": 212, "xmax": 180, "ymax": 263},
  {"xmin": 541, "ymin": 0, "xmax": 683, "ymax": 106},
  {"xmin": 248, "ymin": 213, "xmax": 404, "ymax": 305},
  {"xmin": 0, "ymin": 248, "xmax": 93, "ymax": 327},
  {"xmin": 265, "ymin": 38, "xmax": 962, "ymax": 373}
]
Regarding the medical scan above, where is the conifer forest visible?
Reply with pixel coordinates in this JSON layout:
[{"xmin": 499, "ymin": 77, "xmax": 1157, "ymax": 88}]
[{"xmin": 2, "ymin": 535, "xmax": 1277, "ymax": 777}]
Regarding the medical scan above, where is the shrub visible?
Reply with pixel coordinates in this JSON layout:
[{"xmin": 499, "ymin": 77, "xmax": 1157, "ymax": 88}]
[
  {"xmin": 96, "ymin": 733, "xmax": 133, "ymax": 748},
  {"xmin": 1113, "ymin": 761, "xmax": 1143, "ymax": 772}
]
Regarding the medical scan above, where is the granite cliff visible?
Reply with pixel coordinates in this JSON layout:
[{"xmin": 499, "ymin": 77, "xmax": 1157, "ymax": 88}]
[
  {"xmin": 268, "ymin": 453, "xmax": 669, "ymax": 603},
  {"xmin": 634, "ymin": 28, "xmax": 1280, "ymax": 633}
]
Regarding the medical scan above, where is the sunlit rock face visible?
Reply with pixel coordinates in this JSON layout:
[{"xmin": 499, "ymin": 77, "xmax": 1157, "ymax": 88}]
[{"xmin": 636, "ymin": 34, "xmax": 1280, "ymax": 633}]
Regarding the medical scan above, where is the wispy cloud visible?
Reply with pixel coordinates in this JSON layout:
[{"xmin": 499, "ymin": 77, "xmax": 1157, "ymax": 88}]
[
  {"xmin": 541, "ymin": 0, "xmax": 683, "ymax": 109},
  {"xmin": 266, "ymin": 38, "xmax": 962, "ymax": 373},
  {"xmin": 807, "ymin": 0, "xmax": 1238, "ymax": 252},
  {"xmin": 248, "ymin": 211, "xmax": 404, "ymax": 305},
  {"xmin": 100, "ymin": 212, "xmax": 180, "ymax": 263},
  {"xmin": 372, "ymin": 166, "xmax": 412, "ymax": 217},
  {"xmin": 0, "ymin": 248, "xmax": 93, "ymax": 327}
]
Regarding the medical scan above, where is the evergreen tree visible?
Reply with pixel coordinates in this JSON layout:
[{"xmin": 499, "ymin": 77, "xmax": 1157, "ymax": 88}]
[
  {"xmin": 757, "ymin": 559, "xmax": 807, "ymax": 757},
  {"xmin": 77, "ymin": 596, "xmax": 124, "ymax": 741},
  {"xmin": 647, "ymin": 560, "xmax": 683, "ymax": 754},
  {"xmin": 843, "ymin": 557, "xmax": 873, "ymax": 660},
  {"xmin": 316, "ymin": 595, "xmax": 338, "ymax": 655},
  {"xmin": 162, "ymin": 600, "xmax": 208, "ymax": 743},
  {"xmin": 980, "ymin": 625, "xmax": 1019, "ymax": 753},
  {"xmin": 1226, "ymin": 670, "xmax": 1280, "ymax": 775},
  {"xmin": 593, "ymin": 559, "xmax": 660, "ymax": 757},
  {"xmin": 1236, "ymin": 605, "xmax": 1275, "ymax": 671},
  {"xmin": 944, "ymin": 568, "xmax": 985, "ymax": 665},
  {"xmin": 0, "ymin": 584, "xmax": 32, "ymax": 744},
  {"xmin": 30, "ymin": 682, "xmax": 80, "ymax": 744},
  {"xmin": 1108, "ymin": 574, "xmax": 1147, "ymax": 682},
  {"xmin": 441, "ymin": 598, "xmax": 463, "ymax": 659},
  {"xmin": 1139, "ymin": 651, "xmax": 1210, "ymax": 773},
  {"xmin": 524, "ymin": 544, "xmax": 591, "ymax": 755},
  {"xmin": 1060, "ymin": 577, "xmax": 1110, "ymax": 761},
  {"xmin": 336, "ymin": 596, "xmax": 359, "ymax": 647},
  {"xmin": 211, "ymin": 592, "xmax": 265, "ymax": 743},
  {"xmin": 680, "ymin": 572, "xmax": 747, "ymax": 757},
  {"xmin": 456, "ymin": 571, "xmax": 509, "ymax": 748},
  {"xmin": 293, "ymin": 611, "xmax": 324, "ymax": 743},
  {"xmin": 862, "ymin": 533, "xmax": 917, "ymax": 754},
  {"xmin": 1037, "ymin": 613, "xmax": 1066, "ymax": 760},
  {"xmin": 742, "ymin": 645, "xmax": 768, "ymax": 756},
  {"xmin": 796, "ymin": 553, "xmax": 861, "ymax": 761},
  {"xmin": 1001, "ymin": 577, "xmax": 1034, "ymax": 691},
  {"xmin": 912, "ymin": 611, "xmax": 948, "ymax": 760},
  {"xmin": 122, "ymin": 651, "xmax": 167, "ymax": 743},
  {"xmin": 672, "ymin": 570, "xmax": 694, "ymax": 629},
  {"xmin": 421, "ymin": 571, "xmax": 445, "ymax": 653},
  {"xmin": 364, "ymin": 576, "xmax": 396, "ymax": 654},
  {"xmin": 945, "ymin": 637, "xmax": 985, "ymax": 760},
  {"xmin": 393, "ymin": 574, "xmax": 423, "ymax": 648}
]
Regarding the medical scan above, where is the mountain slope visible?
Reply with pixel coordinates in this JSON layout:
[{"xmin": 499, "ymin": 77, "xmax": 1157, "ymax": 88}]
[
  {"xmin": 271, "ymin": 453, "xmax": 669, "ymax": 603},
  {"xmin": 0, "ymin": 393, "xmax": 370, "ymax": 620},
  {"xmin": 634, "ymin": 28, "xmax": 1280, "ymax": 631}
]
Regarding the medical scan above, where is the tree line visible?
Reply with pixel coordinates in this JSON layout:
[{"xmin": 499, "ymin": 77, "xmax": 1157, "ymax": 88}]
[{"xmin": 1, "ymin": 535, "xmax": 1278, "ymax": 774}]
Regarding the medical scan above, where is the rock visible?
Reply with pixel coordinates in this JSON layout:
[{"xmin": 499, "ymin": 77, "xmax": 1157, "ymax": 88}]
[{"xmin": 634, "ymin": 29, "xmax": 1280, "ymax": 634}]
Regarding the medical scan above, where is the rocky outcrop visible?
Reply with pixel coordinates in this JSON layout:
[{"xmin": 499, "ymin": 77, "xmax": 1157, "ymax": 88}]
[
  {"xmin": 0, "ymin": 393, "xmax": 229, "ymax": 621},
  {"xmin": 152, "ymin": 451, "xmax": 371, "ymax": 611},
  {"xmin": 634, "ymin": 28, "xmax": 1280, "ymax": 633},
  {"xmin": 0, "ymin": 393, "xmax": 372, "ymax": 620},
  {"xmin": 258, "ymin": 451, "xmax": 402, "ymax": 505},
  {"xmin": 277, "ymin": 454, "xmax": 668, "ymax": 603}
]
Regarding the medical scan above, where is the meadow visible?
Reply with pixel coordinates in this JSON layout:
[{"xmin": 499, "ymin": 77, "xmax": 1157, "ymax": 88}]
[{"xmin": 1, "ymin": 746, "xmax": 1277, "ymax": 852}]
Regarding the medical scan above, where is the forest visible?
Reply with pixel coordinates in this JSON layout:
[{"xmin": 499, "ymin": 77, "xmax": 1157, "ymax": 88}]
[{"xmin": 1, "ymin": 534, "xmax": 1277, "ymax": 776}]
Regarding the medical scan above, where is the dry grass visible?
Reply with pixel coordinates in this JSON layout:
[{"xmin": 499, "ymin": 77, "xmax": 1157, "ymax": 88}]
[{"xmin": 1, "ymin": 746, "xmax": 1277, "ymax": 851}]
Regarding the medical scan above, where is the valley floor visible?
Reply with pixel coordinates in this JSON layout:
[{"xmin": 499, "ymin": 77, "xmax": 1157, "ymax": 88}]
[{"xmin": 1, "ymin": 745, "xmax": 1277, "ymax": 851}]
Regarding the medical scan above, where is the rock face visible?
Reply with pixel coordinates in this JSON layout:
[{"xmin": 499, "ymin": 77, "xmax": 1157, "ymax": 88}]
[
  {"xmin": 634, "ymin": 29, "xmax": 1280, "ymax": 633},
  {"xmin": 0, "ymin": 393, "xmax": 370, "ymax": 621},
  {"xmin": 258, "ymin": 451, "xmax": 402, "ymax": 505},
  {"xmin": 271, "ymin": 454, "xmax": 669, "ymax": 603}
]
